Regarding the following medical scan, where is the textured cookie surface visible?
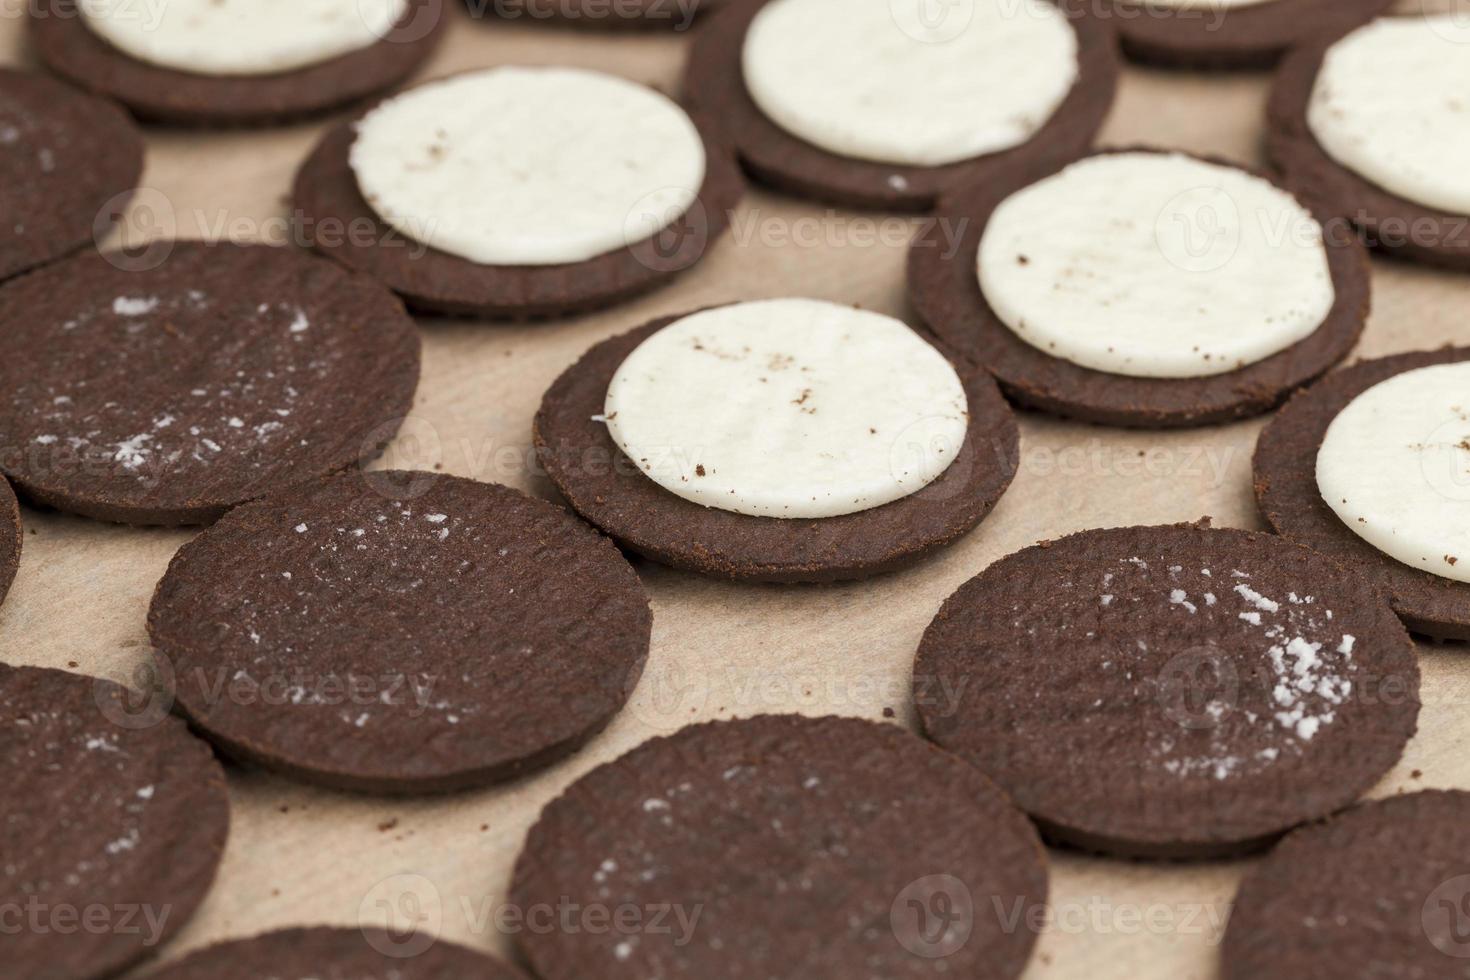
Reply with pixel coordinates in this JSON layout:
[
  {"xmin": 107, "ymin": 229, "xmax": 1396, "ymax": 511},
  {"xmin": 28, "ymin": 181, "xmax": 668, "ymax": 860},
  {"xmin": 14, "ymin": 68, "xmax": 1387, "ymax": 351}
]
[
  {"xmin": 1254, "ymin": 348, "xmax": 1470, "ymax": 639},
  {"xmin": 0, "ymin": 242, "xmax": 421, "ymax": 525},
  {"xmin": 148, "ymin": 926, "xmax": 531, "ymax": 979},
  {"xmin": 535, "ymin": 313, "xmax": 1020, "ymax": 582},
  {"xmin": 512, "ymin": 714, "xmax": 1048, "ymax": 980},
  {"xmin": 0, "ymin": 476, "xmax": 18, "ymax": 608},
  {"xmin": 1, "ymin": 663, "xmax": 230, "ymax": 980},
  {"xmin": 148, "ymin": 471, "xmax": 652, "ymax": 793},
  {"xmin": 916, "ymin": 524, "xmax": 1419, "ymax": 858},
  {"xmin": 0, "ymin": 68, "xmax": 142, "ymax": 282},
  {"xmin": 1225, "ymin": 791, "xmax": 1470, "ymax": 980}
]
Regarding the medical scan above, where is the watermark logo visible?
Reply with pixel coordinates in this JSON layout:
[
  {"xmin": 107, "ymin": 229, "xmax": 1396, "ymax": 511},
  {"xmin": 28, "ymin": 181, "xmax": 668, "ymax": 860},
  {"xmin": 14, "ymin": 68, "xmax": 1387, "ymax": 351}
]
[
  {"xmin": 1157, "ymin": 645, "xmax": 1239, "ymax": 731},
  {"xmin": 625, "ymin": 191, "xmax": 709, "ymax": 275},
  {"xmin": 1155, "ymin": 186, "xmax": 1241, "ymax": 274},
  {"xmin": 1419, "ymin": 414, "xmax": 1470, "ymax": 504},
  {"xmin": 1423, "ymin": 874, "xmax": 1470, "ymax": 958},
  {"xmin": 93, "ymin": 655, "xmax": 175, "ymax": 731},
  {"xmin": 891, "ymin": 874, "xmax": 975, "ymax": 958},
  {"xmin": 359, "ymin": 873, "xmax": 443, "ymax": 959},
  {"xmin": 891, "ymin": 0, "xmax": 975, "ymax": 43}
]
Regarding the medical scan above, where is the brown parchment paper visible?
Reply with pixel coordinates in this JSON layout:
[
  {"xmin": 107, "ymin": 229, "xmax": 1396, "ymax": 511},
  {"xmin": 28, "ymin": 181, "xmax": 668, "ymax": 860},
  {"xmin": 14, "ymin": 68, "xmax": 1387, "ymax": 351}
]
[{"xmin": 2, "ymin": 3, "xmax": 1468, "ymax": 977}]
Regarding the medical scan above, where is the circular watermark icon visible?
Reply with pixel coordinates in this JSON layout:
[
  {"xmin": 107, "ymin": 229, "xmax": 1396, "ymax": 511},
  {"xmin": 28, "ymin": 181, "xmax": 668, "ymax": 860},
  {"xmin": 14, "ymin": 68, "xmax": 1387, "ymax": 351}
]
[
  {"xmin": 363, "ymin": 0, "xmax": 443, "ymax": 43},
  {"xmin": 891, "ymin": 0, "xmax": 975, "ymax": 43},
  {"xmin": 1419, "ymin": 415, "xmax": 1470, "ymax": 503},
  {"xmin": 1419, "ymin": 0, "xmax": 1470, "ymax": 40},
  {"xmin": 359, "ymin": 872, "xmax": 443, "ymax": 959},
  {"xmin": 94, "ymin": 186, "xmax": 176, "ymax": 273},
  {"xmin": 1422, "ymin": 874, "xmax": 1470, "ymax": 958},
  {"xmin": 626, "ymin": 659, "xmax": 710, "ymax": 733},
  {"xmin": 1154, "ymin": 185, "xmax": 1241, "ymax": 274},
  {"xmin": 1157, "ymin": 646, "xmax": 1239, "ymax": 731},
  {"xmin": 624, "ymin": 191, "xmax": 710, "ymax": 274},
  {"xmin": 891, "ymin": 874, "xmax": 975, "ymax": 959},
  {"xmin": 359, "ymin": 415, "xmax": 445, "ymax": 502},
  {"xmin": 888, "ymin": 414, "xmax": 972, "ymax": 504},
  {"xmin": 94, "ymin": 654, "xmax": 176, "ymax": 732}
]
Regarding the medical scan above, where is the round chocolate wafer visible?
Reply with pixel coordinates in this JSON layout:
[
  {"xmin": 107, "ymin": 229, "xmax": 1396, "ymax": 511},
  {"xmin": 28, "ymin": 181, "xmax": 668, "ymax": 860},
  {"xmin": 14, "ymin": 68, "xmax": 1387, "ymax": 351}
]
[{"xmin": 915, "ymin": 523, "xmax": 1419, "ymax": 858}]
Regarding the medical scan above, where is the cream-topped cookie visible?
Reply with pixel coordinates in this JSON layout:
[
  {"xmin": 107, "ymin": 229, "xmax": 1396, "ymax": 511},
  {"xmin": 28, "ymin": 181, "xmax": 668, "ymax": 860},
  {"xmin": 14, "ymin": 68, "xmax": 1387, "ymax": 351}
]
[
  {"xmin": 1317, "ymin": 362, "xmax": 1470, "ymax": 584},
  {"xmin": 977, "ymin": 152, "xmax": 1335, "ymax": 379},
  {"xmin": 603, "ymin": 299, "xmax": 969, "ymax": 519},
  {"xmin": 349, "ymin": 67, "xmax": 706, "ymax": 267},
  {"xmin": 79, "ymin": 0, "xmax": 407, "ymax": 76},
  {"xmin": 741, "ymin": 0, "xmax": 1079, "ymax": 167},
  {"xmin": 1308, "ymin": 16, "xmax": 1470, "ymax": 217}
]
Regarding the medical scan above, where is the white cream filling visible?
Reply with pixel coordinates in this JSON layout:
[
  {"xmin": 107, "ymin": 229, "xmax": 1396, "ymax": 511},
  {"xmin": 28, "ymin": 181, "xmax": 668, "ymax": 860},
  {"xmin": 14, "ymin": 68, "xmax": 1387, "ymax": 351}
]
[
  {"xmin": 1317, "ymin": 362, "xmax": 1470, "ymax": 585},
  {"xmin": 1308, "ymin": 15, "xmax": 1470, "ymax": 217},
  {"xmin": 604, "ymin": 299, "xmax": 969, "ymax": 519},
  {"xmin": 349, "ymin": 67, "xmax": 707, "ymax": 267},
  {"xmin": 740, "ymin": 0, "xmax": 1079, "ymax": 167},
  {"xmin": 977, "ymin": 152, "xmax": 1335, "ymax": 379},
  {"xmin": 79, "ymin": 0, "xmax": 408, "ymax": 76}
]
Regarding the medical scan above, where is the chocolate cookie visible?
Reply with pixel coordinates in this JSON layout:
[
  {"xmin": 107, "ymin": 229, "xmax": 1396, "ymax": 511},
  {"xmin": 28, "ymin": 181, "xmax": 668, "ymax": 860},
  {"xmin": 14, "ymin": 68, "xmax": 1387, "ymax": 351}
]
[
  {"xmin": 1, "ymin": 663, "xmax": 230, "ymax": 980},
  {"xmin": 0, "ymin": 68, "xmax": 142, "ymax": 283},
  {"xmin": 292, "ymin": 98, "xmax": 743, "ymax": 319},
  {"xmin": 29, "ymin": 0, "xmax": 446, "ymax": 126},
  {"xmin": 148, "ymin": 470, "xmax": 652, "ymax": 794},
  {"xmin": 469, "ymin": 0, "xmax": 724, "ymax": 29},
  {"xmin": 1225, "ymin": 791, "xmax": 1470, "ymax": 979},
  {"xmin": 0, "ymin": 241, "xmax": 421, "ymax": 526},
  {"xmin": 534, "ymin": 312, "xmax": 1020, "ymax": 583},
  {"xmin": 511, "ymin": 714, "xmax": 1048, "ymax": 979},
  {"xmin": 148, "ymin": 926, "xmax": 531, "ymax": 978},
  {"xmin": 1254, "ymin": 348, "xmax": 1470, "ymax": 640},
  {"xmin": 680, "ymin": 0, "xmax": 1119, "ymax": 211},
  {"xmin": 1268, "ymin": 24, "xmax": 1470, "ymax": 272},
  {"xmin": 915, "ymin": 524, "xmax": 1420, "ymax": 859},
  {"xmin": 1107, "ymin": 0, "xmax": 1393, "ymax": 70},
  {"xmin": 908, "ymin": 149, "xmax": 1370, "ymax": 428},
  {"xmin": 0, "ymin": 476, "xmax": 19, "ymax": 609}
]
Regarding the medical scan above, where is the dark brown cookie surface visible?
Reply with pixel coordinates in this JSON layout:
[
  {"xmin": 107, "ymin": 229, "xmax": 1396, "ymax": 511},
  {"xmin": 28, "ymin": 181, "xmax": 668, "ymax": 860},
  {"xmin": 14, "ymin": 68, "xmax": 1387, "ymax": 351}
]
[
  {"xmin": 915, "ymin": 524, "xmax": 1420, "ymax": 859},
  {"xmin": 512, "ymin": 714, "xmax": 1048, "ymax": 980},
  {"xmin": 1225, "ymin": 791, "xmax": 1470, "ymax": 980},
  {"xmin": 1268, "ymin": 25, "xmax": 1470, "ymax": 272},
  {"xmin": 0, "ymin": 68, "xmax": 142, "ymax": 283},
  {"xmin": 29, "ymin": 0, "xmax": 447, "ymax": 126},
  {"xmin": 0, "ymin": 476, "xmax": 19, "ymax": 608},
  {"xmin": 148, "ymin": 926, "xmax": 531, "ymax": 979},
  {"xmin": 469, "ymin": 0, "xmax": 724, "ymax": 29},
  {"xmin": 292, "ymin": 98, "xmax": 744, "ymax": 319},
  {"xmin": 1254, "ymin": 348, "xmax": 1470, "ymax": 640},
  {"xmin": 534, "ymin": 312, "xmax": 1020, "ymax": 583},
  {"xmin": 148, "ymin": 471, "xmax": 652, "ymax": 794},
  {"xmin": 681, "ymin": 0, "xmax": 1119, "ymax": 211},
  {"xmin": 1107, "ymin": 0, "xmax": 1393, "ymax": 69},
  {"xmin": 0, "ymin": 241, "xmax": 421, "ymax": 526},
  {"xmin": 1, "ymin": 663, "xmax": 230, "ymax": 980},
  {"xmin": 908, "ymin": 148, "xmax": 1370, "ymax": 428}
]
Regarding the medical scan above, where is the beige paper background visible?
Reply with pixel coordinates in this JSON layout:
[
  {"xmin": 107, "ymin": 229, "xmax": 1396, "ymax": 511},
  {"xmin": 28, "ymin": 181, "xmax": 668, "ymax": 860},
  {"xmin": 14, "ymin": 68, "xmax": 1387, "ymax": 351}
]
[{"xmin": 2, "ymin": 3, "xmax": 1469, "ymax": 977}]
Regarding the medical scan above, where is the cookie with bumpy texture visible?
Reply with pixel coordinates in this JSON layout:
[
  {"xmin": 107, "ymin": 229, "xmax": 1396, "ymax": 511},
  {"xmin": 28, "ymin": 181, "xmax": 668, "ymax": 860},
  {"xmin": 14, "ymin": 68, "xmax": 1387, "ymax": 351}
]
[
  {"xmin": 916, "ymin": 524, "xmax": 1419, "ymax": 859},
  {"xmin": 1, "ymin": 663, "xmax": 230, "ymax": 980},
  {"xmin": 0, "ymin": 242, "xmax": 421, "ymax": 525},
  {"xmin": 1225, "ymin": 791, "xmax": 1470, "ymax": 979},
  {"xmin": 0, "ymin": 68, "xmax": 142, "ymax": 283},
  {"xmin": 148, "ymin": 471, "xmax": 651, "ymax": 794},
  {"xmin": 512, "ymin": 714, "xmax": 1048, "ymax": 980},
  {"xmin": 147, "ymin": 926, "xmax": 532, "ymax": 979}
]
